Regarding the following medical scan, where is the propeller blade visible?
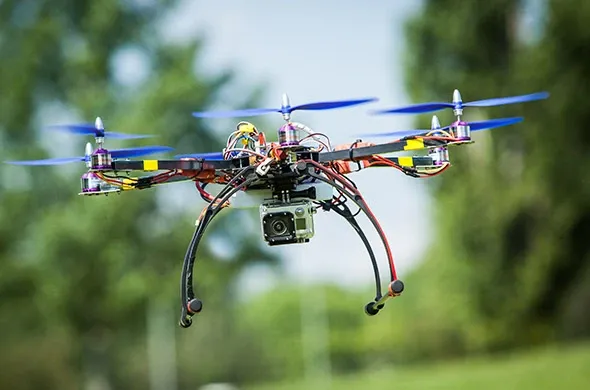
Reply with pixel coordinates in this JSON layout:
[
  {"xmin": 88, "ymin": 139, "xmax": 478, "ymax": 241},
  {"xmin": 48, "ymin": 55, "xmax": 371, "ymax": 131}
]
[
  {"xmin": 290, "ymin": 97, "xmax": 378, "ymax": 112},
  {"xmin": 5, "ymin": 146, "xmax": 173, "ymax": 166},
  {"xmin": 463, "ymin": 92, "xmax": 549, "ymax": 108},
  {"xmin": 468, "ymin": 117, "xmax": 524, "ymax": 131},
  {"xmin": 109, "ymin": 146, "xmax": 174, "ymax": 158},
  {"xmin": 363, "ymin": 117, "xmax": 525, "ymax": 138},
  {"xmin": 46, "ymin": 124, "xmax": 152, "ymax": 139},
  {"xmin": 104, "ymin": 132, "xmax": 153, "ymax": 139},
  {"xmin": 192, "ymin": 96, "xmax": 378, "ymax": 119},
  {"xmin": 5, "ymin": 156, "xmax": 84, "ymax": 166},
  {"xmin": 362, "ymin": 129, "xmax": 432, "ymax": 138},
  {"xmin": 175, "ymin": 152, "xmax": 225, "ymax": 160},
  {"xmin": 370, "ymin": 102, "xmax": 455, "ymax": 115},
  {"xmin": 191, "ymin": 108, "xmax": 279, "ymax": 118},
  {"xmin": 370, "ymin": 91, "xmax": 549, "ymax": 115}
]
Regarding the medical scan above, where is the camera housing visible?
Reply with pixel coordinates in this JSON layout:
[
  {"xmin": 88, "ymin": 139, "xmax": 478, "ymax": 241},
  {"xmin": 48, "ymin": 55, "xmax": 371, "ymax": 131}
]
[{"xmin": 260, "ymin": 199, "xmax": 316, "ymax": 246}]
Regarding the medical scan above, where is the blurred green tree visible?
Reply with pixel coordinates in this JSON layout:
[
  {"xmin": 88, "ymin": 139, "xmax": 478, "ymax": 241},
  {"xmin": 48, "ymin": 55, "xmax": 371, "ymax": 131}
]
[
  {"xmin": 235, "ymin": 283, "xmax": 370, "ymax": 382},
  {"xmin": 0, "ymin": 1, "xmax": 277, "ymax": 389},
  {"xmin": 390, "ymin": 0, "xmax": 590, "ymax": 356}
]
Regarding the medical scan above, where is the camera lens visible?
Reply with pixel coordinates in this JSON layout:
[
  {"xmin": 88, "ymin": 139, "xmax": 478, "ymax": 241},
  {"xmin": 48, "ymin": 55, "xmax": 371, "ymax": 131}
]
[
  {"xmin": 271, "ymin": 219, "xmax": 288, "ymax": 235},
  {"xmin": 262, "ymin": 211, "xmax": 297, "ymax": 245}
]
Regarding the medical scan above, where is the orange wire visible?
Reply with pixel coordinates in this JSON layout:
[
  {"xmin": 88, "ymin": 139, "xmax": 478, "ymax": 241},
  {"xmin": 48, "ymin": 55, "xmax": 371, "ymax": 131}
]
[{"xmin": 302, "ymin": 159, "xmax": 399, "ymax": 281}]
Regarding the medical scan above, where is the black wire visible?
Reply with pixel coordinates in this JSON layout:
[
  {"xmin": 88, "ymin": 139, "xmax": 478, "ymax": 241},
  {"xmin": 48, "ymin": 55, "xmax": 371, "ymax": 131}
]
[
  {"xmin": 350, "ymin": 198, "xmax": 362, "ymax": 217},
  {"xmin": 182, "ymin": 166, "xmax": 256, "ymax": 299},
  {"xmin": 197, "ymin": 182, "xmax": 213, "ymax": 203},
  {"xmin": 331, "ymin": 161, "xmax": 358, "ymax": 189},
  {"xmin": 322, "ymin": 199, "xmax": 382, "ymax": 300},
  {"xmin": 331, "ymin": 189, "xmax": 361, "ymax": 217},
  {"xmin": 329, "ymin": 163, "xmax": 362, "ymax": 216},
  {"xmin": 101, "ymin": 172, "xmax": 134, "ymax": 180},
  {"xmin": 209, "ymin": 166, "xmax": 256, "ymax": 206},
  {"xmin": 340, "ymin": 169, "xmax": 358, "ymax": 189},
  {"xmin": 306, "ymin": 168, "xmax": 396, "ymax": 286},
  {"xmin": 179, "ymin": 167, "xmax": 259, "ymax": 326}
]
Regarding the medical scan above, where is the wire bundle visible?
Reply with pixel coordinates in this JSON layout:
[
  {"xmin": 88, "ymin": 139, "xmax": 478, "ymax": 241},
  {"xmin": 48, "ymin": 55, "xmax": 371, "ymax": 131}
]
[{"xmin": 223, "ymin": 121, "xmax": 266, "ymax": 160}]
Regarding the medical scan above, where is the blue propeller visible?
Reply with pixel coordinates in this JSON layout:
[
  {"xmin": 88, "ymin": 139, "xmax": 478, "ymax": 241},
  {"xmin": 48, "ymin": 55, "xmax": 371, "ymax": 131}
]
[
  {"xmin": 5, "ymin": 146, "xmax": 174, "ymax": 166},
  {"xmin": 46, "ymin": 117, "xmax": 153, "ymax": 139},
  {"xmin": 370, "ymin": 90, "xmax": 549, "ymax": 115},
  {"xmin": 363, "ymin": 116, "xmax": 524, "ymax": 138},
  {"xmin": 175, "ymin": 152, "xmax": 225, "ymax": 160},
  {"xmin": 192, "ymin": 93, "xmax": 378, "ymax": 119}
]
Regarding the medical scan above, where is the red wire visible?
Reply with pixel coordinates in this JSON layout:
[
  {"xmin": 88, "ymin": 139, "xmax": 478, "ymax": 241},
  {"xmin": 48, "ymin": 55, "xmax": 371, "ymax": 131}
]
[
  {"xmin": 303, "ymin": 159, "xmax": 398, "ymax": 281},
  {"xmin": 369, "ymin": 155, "xmax": 450, "ymax": 178},
  {"xmin": 195, "ymin": 181, "xmax": 215, "ymax": 202}
]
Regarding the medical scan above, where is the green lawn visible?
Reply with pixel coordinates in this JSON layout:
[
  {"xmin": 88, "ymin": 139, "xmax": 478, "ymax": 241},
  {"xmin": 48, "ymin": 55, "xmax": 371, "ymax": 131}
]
[{"xmin": 246, "ymin": 342, "xmax": 590, "ymax": 390}]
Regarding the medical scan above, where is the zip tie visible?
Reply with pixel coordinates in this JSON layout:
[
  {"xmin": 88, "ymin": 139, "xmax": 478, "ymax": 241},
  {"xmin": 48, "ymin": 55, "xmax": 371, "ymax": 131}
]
[{"xmin": 256, "ymin": 157, "xmax": 274, "ymax": 176}]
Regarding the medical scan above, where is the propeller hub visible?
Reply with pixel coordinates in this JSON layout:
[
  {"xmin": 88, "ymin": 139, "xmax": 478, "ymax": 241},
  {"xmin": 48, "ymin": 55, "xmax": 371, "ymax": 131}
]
[
  {"xmin": 452, "ymin": 89, "xmax": 462, "ymax": 104},
  {"xmin": 84, "ymin": 142, "xmax": 93, "ymax": 168},
  {"xmin": 431, "ymin": 115, "xmax": 442, "ymax": 130},
  {"xmin": 281, "ymin": 93, "xmax": 291, "ymax": 109},
  {"xmin": 452, "ymin": 89, "xmax": 464, "ymax": 116},
  {"xmin": 94, "ymin": 116, "xmax": 106, "ymax": 138},
  {"xmin": 95, "ymin": 117, "xmax": 104, "ymax": 130},
  {"xmin": 281, "ymin": 93, "xmax": 291, "ymax": 120}
]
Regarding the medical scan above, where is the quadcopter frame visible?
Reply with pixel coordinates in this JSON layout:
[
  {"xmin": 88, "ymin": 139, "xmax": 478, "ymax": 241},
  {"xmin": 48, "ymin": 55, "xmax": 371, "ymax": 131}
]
[
  {"xmin": 98, "ymin": 134, "xmax": 462, "ymax": 328},
  {"xmin": 4, "ymin": 88, "xmax": 549, "ymax": 330}
]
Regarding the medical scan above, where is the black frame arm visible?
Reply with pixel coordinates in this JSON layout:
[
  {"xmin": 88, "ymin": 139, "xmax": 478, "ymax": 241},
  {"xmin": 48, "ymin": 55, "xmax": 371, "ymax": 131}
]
[
  {"xmin": 318, "ymin": 137, "xmax": 447, "ymax": 163},
  {"xmin": 111, "ymin": 157, "xmax": 251, "ymax": 172},
  {"xmin": 109, "ymin": 138, "xmax": 445, "ymax": 174}
]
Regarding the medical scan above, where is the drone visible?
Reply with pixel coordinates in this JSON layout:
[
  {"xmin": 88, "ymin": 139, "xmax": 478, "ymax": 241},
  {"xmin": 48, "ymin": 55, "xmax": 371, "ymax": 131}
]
[{"xmin": 5, "ymin": 89, "xmax": 549, "ymax": 328}]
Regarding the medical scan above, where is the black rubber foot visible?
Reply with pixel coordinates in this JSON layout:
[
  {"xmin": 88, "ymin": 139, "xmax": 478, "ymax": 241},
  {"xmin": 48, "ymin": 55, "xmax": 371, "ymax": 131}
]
[
  {"xmin": 389, "ymin": 280, "xmax": 404, "ymax": 295},
  {"xmin": 364, "ymin": 301, "xmax": 380, "ymax": 316},
  {"xmin": 179, "ymin": 316, "xmax": 192, "ymax": 328},
  {"xmin": 187, "ymin": 299, "xmax": 203, "ymax": 314}
]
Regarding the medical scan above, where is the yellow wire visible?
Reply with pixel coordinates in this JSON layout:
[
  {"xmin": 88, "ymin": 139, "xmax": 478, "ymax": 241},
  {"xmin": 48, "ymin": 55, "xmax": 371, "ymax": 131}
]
[{"xmin": 426, "ymin": 129, "xmax": 453, "ymax": 137}]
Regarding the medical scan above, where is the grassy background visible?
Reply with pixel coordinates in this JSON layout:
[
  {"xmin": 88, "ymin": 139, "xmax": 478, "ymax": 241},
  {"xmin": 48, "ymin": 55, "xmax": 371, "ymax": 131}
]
[{"xmin": 247, "ymin": 342, "xmax": 590, "ymax": 390}]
